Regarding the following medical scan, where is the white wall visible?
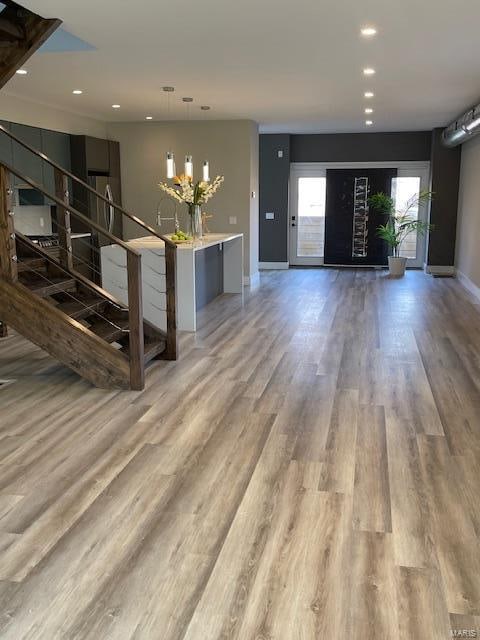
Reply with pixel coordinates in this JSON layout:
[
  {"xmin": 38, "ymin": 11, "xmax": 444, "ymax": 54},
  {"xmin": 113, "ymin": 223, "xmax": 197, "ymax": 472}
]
[
  {"xmin": 107, "ymin": 120, "xmax": 259, "ymax": 278},
  {"xmin": 456, "ymin": 135, "xmax": 480, "ymax": 290},
  {"xmin": 0, "ymin": 92, "xmax": 107, "ymax": 137}
]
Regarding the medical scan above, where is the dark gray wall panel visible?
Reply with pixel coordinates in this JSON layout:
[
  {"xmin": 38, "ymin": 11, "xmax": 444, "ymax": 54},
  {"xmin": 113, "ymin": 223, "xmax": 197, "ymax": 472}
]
[
  {"xmin": 195, "ymin": 244, "xmax": 224, "ymax": 310},
  {"xmin": 291, "ymin": 132, "xmax": 432, "ymax": 163},
  {"xmin": 259, "ymin": 134, "xmax": 290, "ymax": 262},
  {"xmin": 428, "ymin": 128, "xmax": 461, "ymax": 267}
]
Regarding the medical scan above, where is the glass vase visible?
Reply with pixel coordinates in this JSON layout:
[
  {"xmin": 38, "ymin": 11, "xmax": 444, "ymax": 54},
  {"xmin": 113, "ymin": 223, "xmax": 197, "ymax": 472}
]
[{"xmin": 188, "ymin": 204, "xmax": 203, "ymax": 239}]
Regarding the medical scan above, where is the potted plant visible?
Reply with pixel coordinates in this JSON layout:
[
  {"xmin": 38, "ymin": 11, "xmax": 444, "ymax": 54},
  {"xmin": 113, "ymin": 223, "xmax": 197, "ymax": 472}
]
[{"xmin": 369, "ymin": 191, "xmax": 434, "ymax": 277}]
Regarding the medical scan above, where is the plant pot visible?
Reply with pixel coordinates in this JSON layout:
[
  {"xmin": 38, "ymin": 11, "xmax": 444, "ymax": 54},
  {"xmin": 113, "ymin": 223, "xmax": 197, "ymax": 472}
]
[{"xmin": 388, "ymin": 256, "xmax": 407, "ymax": 277}]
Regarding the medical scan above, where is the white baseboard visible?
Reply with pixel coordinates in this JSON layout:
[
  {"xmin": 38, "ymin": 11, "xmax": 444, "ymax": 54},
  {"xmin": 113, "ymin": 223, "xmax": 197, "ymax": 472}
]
[
  {"xmin": 457, "ymin": 270, "xmax": 480, "ymax": 303},
  {"xmin": 259, "ymin": 262, "xmax": 289, "ymax": 270},
  {"xmin": 425, "ymin": 265, "xmax": 456, "ymax": 277},
  {"xmin": 243, "ymin": 271, "xmax": 260, "ymax": 286}
]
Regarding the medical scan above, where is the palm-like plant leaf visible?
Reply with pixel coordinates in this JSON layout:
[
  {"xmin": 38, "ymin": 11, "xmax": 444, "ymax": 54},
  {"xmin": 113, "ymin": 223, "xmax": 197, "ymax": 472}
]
[{"xmin": 370, "ymin": 189, "xmax": 434, "ymax": 257}]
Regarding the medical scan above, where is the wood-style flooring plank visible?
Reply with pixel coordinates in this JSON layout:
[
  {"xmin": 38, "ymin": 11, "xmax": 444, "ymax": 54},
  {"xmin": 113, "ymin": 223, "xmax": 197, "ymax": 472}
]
[{"xmin": 0, "ymin": 269, "xmax": 479, "ymax": 637}]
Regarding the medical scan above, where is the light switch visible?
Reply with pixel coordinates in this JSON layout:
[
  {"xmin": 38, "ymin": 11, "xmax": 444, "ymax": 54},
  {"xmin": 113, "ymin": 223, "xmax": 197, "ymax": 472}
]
[
  {"xmin": 40, "ymin": 217, "xmax": 45, "ymax": 228},
  {"xmin": 265, "ymin": 212, "xmax": 275, "ymax": 220},
  {"xmin": 229, "ymin": 216, "xmax": 237, "ymax": 225},
  {"xmin": 278, "ymin": 150, "xmax": 283, "ymax": 158}
]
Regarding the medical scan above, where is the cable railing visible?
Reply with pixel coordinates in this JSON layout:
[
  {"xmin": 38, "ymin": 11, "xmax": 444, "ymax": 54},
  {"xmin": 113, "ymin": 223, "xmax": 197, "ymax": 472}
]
[
  {"xmin": 0, "ymin": 157, "xmax": 177, "ymax": 389},
  {"xmin": 0, "ymin": 124, "xmax": 177, "ymax": 365}
]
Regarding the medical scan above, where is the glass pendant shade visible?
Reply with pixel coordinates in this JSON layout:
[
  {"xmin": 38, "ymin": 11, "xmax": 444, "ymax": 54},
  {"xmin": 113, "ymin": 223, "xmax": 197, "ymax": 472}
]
[
  {"xmin": 202, "ymin": 161, "xmax": 210, "ymax": 182},
  {"xmin": 185, "ymin": 155, "xmax": 193, "ymax": 179},
  {"xmin": 166, "ymin": 152, "xmax": 175, "ymax": 179}
]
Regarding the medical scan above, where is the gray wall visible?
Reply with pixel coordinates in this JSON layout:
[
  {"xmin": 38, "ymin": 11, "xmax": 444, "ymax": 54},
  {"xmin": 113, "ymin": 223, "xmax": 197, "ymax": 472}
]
[
  {"xmin": 260, "ymin": 130, "xmax": 461, "ymax": 267},
  {"xmin": 428, "ymin": 128, "xmax": 461, "ymax": 267},
  {"xmin": 259, "ymin": 134, "xmax": 290, "ymax": 263},
  {"xmin": 455, "ymin": 134, "xmax": 480, "ymax": 288},
  {"xmin": 108, "ymin": 120, "xmax": 259, "ymax": 278}
]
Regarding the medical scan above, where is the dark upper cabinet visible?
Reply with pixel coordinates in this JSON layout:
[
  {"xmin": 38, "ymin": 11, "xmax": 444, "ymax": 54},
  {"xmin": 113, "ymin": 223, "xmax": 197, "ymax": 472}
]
[
  {"xmin": 0, "ymin": 121, "xmax": 12, "ymax": 169},
  {"xmin": 71, "ymin": 135, "xmax": 112, "ymax": 176},
  {"xmin": 85, "ymin": 136, "xmax": 110, "ymax": 174},
  {"xmin": 11, "ymin": 123, "xmax": 43, "ymax": 186},
  {"xmin": 42, "ymin": 129, "xmax": 71, "ymax": 170},
  {"xmin": 42, "ymin": 129, "xmax": 71, "ymax": 197}
]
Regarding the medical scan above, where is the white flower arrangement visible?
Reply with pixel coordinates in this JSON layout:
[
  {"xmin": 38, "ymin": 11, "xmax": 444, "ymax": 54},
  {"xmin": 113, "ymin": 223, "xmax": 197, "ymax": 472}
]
[{"xmin": 159, "ymin": 174, "xmax": 224, "ymax": 206}]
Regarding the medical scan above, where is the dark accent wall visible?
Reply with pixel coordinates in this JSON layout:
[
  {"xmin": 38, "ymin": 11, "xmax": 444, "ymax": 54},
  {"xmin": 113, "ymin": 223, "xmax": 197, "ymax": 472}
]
[
  {"xmin": 259, "ymin": 134, "xmax": 290, "ymax": 262},
  {"xmin": 290, "ymin": 132, "xmax": 432, "ymax": 163},
  {"xmin": 428, "ymin": 128, "xmax": 461, "ymax": 267}
]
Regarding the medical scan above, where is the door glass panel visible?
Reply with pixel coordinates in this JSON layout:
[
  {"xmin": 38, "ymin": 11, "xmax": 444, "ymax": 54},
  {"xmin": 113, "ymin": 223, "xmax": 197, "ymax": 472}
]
[
  {"xmin": 391, "ymin": 176, "xmax": 421, "ymax": 259},
  {"xmin": 297, "ymin": 177, "xmax": 326, "ymax": 257}
]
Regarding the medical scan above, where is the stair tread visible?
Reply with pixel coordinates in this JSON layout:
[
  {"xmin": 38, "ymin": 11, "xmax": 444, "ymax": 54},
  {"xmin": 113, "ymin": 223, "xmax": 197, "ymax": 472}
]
[
  {"xmin": 20, "ymin": 274, "xmax": 77, "ymax": 297},
  {"xmin": 17, "ymin": 257, "xmax": 48, "ymax": 273},
  {"xmin": 144, "ymin": 338, "xmax": 166, "ymax": 363},
  {"xmin": 88, "ymin": 317, "xmax": 129, "ymax": 343},
  {"xmin": 121, "ymin": 336, "xmax": 166, "ymax": 364},
  {"xmin": 56, "ymin": 297, "xmax": 107, "ymax": 320}
]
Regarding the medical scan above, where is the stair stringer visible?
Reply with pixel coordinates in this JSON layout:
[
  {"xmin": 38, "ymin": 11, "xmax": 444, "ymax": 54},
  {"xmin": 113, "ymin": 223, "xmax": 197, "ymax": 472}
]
[{"xmin": 0, "ymin": 278, "xmax": 131, "ymax": 389}]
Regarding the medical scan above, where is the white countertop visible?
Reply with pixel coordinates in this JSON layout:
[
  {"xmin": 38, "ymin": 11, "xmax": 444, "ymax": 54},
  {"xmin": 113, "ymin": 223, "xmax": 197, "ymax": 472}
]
[{"xmin": 125, "ymin": 233, "xmax": 243, "ymax": 253}]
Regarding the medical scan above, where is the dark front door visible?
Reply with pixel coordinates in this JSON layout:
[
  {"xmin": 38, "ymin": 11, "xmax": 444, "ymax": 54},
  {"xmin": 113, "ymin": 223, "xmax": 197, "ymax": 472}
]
[{"xmin": 324, "ymin": 168, "xmax": 397, "ymax": 266}]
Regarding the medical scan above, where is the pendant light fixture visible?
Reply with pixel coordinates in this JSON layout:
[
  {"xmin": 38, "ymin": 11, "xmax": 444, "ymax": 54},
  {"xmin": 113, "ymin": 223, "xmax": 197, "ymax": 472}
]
[
  {"xmin": 183, "ymin": 97, "xmax": 194, "ymax": 178},
  {"xmin": 163, "ymin": 86, "xmax": 176, "ymax": 178},
  {"xmin": 201, "ymin": 106, "xmax": 211, "ymax": 182}
]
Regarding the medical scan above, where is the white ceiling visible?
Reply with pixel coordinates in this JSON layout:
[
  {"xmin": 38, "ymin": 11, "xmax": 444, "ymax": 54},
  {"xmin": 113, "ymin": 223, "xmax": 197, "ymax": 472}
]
[{"xmin": 5, "ymin": 0, "xmax": 480, "ymax": 133}]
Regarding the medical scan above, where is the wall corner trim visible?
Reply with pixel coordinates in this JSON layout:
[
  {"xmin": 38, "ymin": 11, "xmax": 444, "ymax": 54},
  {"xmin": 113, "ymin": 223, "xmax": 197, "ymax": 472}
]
[
  {"xmin": 457, "ymin": 270, "xmax": 480, "ymax": 303},
  {"xmin": 243, "ymin": 272, "xmax": 260, "ymax": 287},
  {"xmin": 259, "ymin": 262, "xmax": 289, "ymax": 270}
]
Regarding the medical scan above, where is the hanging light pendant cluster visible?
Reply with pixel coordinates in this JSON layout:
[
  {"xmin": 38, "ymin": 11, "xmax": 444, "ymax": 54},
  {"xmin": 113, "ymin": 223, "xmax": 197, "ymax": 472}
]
[{"xmin": 163, "ymin": 88, "xmax": 211, "ymax": 182}]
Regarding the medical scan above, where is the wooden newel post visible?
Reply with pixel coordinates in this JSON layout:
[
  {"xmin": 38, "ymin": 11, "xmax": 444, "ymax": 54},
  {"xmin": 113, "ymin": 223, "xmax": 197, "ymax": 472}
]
[
  {"xmin": 163, "ymin": 242, "xmax": 178, "ymax": 360},
  {"xmin": 0, "ymin": 166, "xmax": 17, "ymax": 338},
  {"xmin": 127, "ymin": 251, "xmax": 145, "ymax": 390},
  {"xmin": 0, "ymin": 166, "xmax": 17, "ymax": 283},
  {"xmin": 55, "ymin": 169, "xmax": 73, "ymax": 271}
]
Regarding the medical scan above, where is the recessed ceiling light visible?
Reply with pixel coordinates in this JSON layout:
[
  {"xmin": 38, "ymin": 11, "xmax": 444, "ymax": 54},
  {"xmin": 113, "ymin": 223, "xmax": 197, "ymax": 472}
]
[
  {"xmin": 366, "ymin": 120, "xmax": 374, "ymax": 126},
  {"xmin": 112, "ymin": 104, "xmax": 121, "ymax": 109},
  {"xmin": 72, "ymin": 89, "xmax": 83, "ymax": 95},
  {"xmin": 16, "ymin": 69, "xmax": 28, "ymax": 75},
  {"xmin": 361, "ymin": 27, "xmax": 377, "ymax": 37},
  {"xmin": 363, "ymin": 68, "xmax": 376, "ymax": 76},
  {"xmin": 364, "ymin": 91, "xmax": 375, "ymax": 98},
  {"xmin": 145, "ymin": 116, "xmax": 153, "ymax": 120},
  {"xmin": 365, "ymin": 108, "xmax": 374, "ymax": 114}
]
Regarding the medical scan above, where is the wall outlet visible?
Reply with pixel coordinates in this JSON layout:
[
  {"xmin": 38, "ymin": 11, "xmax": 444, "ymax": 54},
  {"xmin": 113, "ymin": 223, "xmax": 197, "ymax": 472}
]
[
  {"xmin": 229, "ymin": 216, "xmax": 237, "ymax": 225},
  {"xmin": 278, "ymin": 150, "xmax": 284, "ymax": 158},
  {"xmin": 265, "ymin": 212, "xmax": 275, "ymax": 220}
]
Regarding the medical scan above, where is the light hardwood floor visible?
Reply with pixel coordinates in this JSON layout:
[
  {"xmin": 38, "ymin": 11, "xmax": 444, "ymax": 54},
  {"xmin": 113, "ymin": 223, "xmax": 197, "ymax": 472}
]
[{"xmin": 1, "ymin": 268, "xmax": 480, "ymax": 639}]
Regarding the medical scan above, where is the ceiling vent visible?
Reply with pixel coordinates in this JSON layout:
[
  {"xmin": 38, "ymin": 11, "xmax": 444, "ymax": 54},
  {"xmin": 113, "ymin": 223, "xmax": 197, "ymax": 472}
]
[{"xmin": 442, "ymin": 103, "xmax": 480, "ymax": 147}]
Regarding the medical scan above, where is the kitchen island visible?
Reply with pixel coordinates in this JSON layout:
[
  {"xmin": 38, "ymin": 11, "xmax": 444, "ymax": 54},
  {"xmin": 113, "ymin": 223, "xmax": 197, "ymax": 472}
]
[{"xmin": 101, "ymin": 233, "xmax": 244, "ymax": 332}]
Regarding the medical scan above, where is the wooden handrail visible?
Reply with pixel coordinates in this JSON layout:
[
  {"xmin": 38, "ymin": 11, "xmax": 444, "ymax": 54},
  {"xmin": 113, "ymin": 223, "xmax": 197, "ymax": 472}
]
[{"xmin": 0, "ymin": 124, "xmax": 176, "ymax": 248}]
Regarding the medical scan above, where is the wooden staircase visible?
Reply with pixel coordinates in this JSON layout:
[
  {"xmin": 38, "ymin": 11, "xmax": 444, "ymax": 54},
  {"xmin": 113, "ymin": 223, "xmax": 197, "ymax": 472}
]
[
  {"xmin": 0, "ymin": 130, "xmax": 178, "ymax": 391},
  {"xmin": 0, "ymin": 0, "xmax": 61, "ymax": 89}
]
